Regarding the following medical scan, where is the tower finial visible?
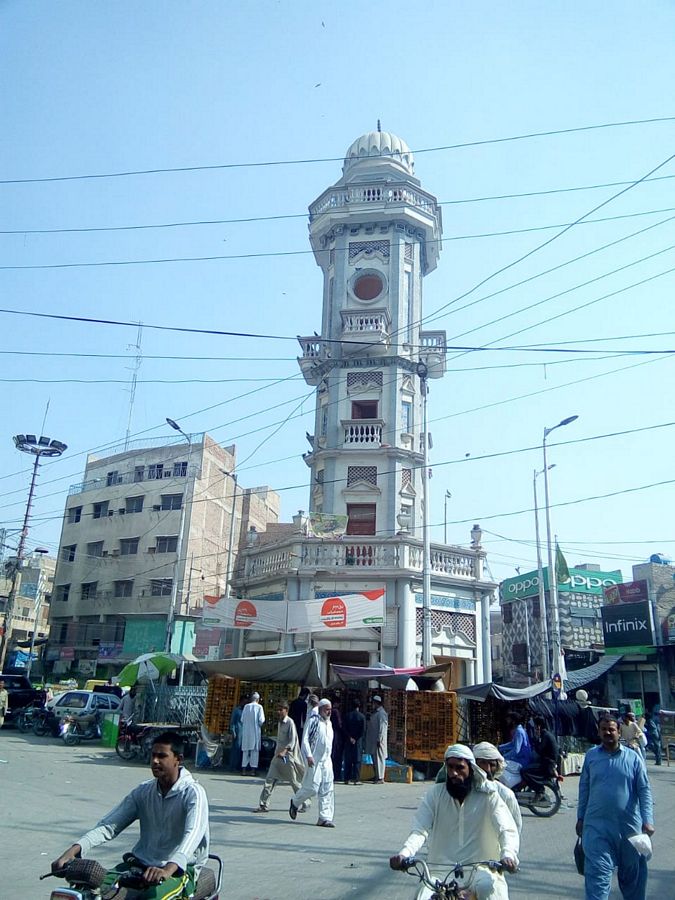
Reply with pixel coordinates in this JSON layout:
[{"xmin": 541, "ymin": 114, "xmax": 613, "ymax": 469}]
[{"xmin": 377, "ymin": 119, "xmax": 381, "ymax": 133}]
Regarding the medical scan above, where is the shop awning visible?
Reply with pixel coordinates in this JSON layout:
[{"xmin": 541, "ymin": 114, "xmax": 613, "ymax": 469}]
[
  {"xmin": 197, "ymin": 649, "xmax": 323, "ymax": 686},
  {"xmin": 564, "ymin": 653, "xmax": 623, "ymax": 689},
  {"xmin": 330, "ymin": 661, "xmax": 452, "ymax": 690}
]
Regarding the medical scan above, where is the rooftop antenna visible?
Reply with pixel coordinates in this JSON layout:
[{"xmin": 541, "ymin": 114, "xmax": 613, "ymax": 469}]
[
  {"xmin": 124, "ymin": 323, "xmax": 143, "ymax": 450},
  {"xmin": 377, "ymin": 119, "xmax": 381, "ymax": 132}
]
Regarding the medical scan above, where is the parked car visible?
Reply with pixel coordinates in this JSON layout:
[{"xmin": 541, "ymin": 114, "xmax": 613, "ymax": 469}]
[
  {"xmin": 46, "ymin": 689, "xmax": 122, "ymax": 718},
  {"xmin": 0, "ymin": 672, "xmax": 45, "ymax": 723}
]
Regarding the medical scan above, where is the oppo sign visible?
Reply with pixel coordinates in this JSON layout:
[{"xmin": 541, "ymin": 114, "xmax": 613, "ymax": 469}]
[{"xmin": 501, "ymin": 568, "xmax": 622, "ymax": 601}]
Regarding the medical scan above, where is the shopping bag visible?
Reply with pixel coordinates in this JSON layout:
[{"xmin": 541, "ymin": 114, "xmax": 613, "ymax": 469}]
[{"xmin": 574, "ymin": 838, "xmax": 585, "ymax": 876}]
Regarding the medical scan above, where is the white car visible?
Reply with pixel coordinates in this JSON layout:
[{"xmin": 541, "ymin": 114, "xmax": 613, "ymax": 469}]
[{"xmin": 46, "ymin": 689, "xmax": 122, "ymax": 718}]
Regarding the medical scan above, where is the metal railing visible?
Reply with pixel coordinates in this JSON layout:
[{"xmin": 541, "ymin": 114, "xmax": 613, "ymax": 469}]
[
  {"xmin": 69, "ymin": 466, "xmax": 198, "ymax": 496},
  {"xmin": 310, "ymin": 183, "xmax": 438, "ymax": 219}
]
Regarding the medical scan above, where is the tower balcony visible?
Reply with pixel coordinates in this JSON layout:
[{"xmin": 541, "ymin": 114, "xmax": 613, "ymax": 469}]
[
  {"xmin": 297, "ymin": 336, "xmax": 329, "ymax": 386},
  {"xmin": 340, "ymin": 308, "xmax": 390, "ymax": 354},
  {"xmin": 419, "ymin": 330, "xmax": 447, "ymax": 378},
  {"xmin": 342, "ymin": 419, "xmax": 383, "ymax": 447}
]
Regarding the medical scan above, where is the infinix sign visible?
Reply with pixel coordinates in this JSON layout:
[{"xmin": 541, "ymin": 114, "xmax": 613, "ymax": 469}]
[
  {"xmin": 500, "ymin": 567, "xmax": 622, "ymax": 602},
  {"xmin": 601, "ymin": 600, "xmax": 654, "ymax": 650}
]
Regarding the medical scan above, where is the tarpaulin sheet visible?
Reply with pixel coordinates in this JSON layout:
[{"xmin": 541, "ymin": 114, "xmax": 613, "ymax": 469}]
[{"xmin": 197, "ymin": 649, "xmax": 323, "ymax": 687}]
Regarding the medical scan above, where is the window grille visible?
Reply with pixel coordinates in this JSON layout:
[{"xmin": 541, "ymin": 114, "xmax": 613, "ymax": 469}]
[
  {"xmin": 404, "ymin": 242, "xmax": 414, "ymax": 262},
  {"xmin": 401, "ymin": 468, "xmax": 412, "ymax": 489},
  {"xmin": 347, "ymin": 466, "xmax": 377, "ymax": 486},
  {"xmin": 348, "ymin": 239, "xmax": 390, "ymax": 260},
  {"xmin": 347, "ymin": 371, "xmax": 383, "ymax": 390}
]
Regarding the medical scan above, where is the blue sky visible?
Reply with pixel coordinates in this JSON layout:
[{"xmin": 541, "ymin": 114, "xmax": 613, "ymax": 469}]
[{"xmin": 1, "ymin": 1, "xmax": 674, "ymax": 584}]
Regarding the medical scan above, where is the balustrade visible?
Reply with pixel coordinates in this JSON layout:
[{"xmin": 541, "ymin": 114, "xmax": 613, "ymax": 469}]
[{"xmin": 343, "ymin": 421, "xmax": 383, "ymax": 446}]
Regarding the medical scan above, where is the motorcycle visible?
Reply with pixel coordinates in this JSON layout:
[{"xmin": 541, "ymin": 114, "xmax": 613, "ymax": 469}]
[
  {"xmin": 32, "ymin": 706, "xmax": 60, "ymax": 737},
  {"xmin": 513, "ymin": 776, "xmax": 562, "ymax": 818},
  {"xmin": 397, "ymin": 857, "xmax": 508, "ymax": 900},
  {"xmin": 60, "ymin": 711, "xmax": 102, "ymax": 746},
  {"xmin": 115, "ymin": 721, "xmax": 157, "ymax": 762},
  {"xmin": 41, "ymin": 853, "xmax": 223, "ymax": 899}
]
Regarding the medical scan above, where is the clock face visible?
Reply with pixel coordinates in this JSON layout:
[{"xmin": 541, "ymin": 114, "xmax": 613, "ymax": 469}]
[{"xmin": 353, "ymin": 272, "xmax": 384, "ymax": 301}]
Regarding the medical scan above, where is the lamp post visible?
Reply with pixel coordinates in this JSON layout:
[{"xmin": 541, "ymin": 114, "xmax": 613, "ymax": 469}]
[
  {"xmin": 221, "ymin": 469, "xmax": 240, "ymax": 656},
  {"xmin": 0, "ymin": 435, "xmax": 66, "ymax": 670},
  {"xmin": 542, "ymin": 415, "xmax": 578, "ymax": 678},
  {"xmin": 416, "ymin": 361, "xmax": 433, "ymax": 667},
  {"xmin": 164, "ymin": 419, "xmax": 193, "ymax": 654},
  {"xmin": 443, "ymin": 490, "xmax": 452, "ymax": 545},
  {"xmin": 533, "ymin": 464, "xmax": 555, "ymax": 679}
]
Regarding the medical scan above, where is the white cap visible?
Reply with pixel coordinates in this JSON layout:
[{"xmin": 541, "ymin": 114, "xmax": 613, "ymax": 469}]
[
  {"xmin": 472, "ymin": 742, "xmax": 504, "ymax": 763},
  {"xmin": 251, "ymin": 692, "xmax": 260, "ymax": 700},
  {"xmin": 372, "ymin": 695, "xmax": 382, "ymax": 703},
  {"xmin": 318, "ymin": 698, "xmax": 332, "ymax": 708}
]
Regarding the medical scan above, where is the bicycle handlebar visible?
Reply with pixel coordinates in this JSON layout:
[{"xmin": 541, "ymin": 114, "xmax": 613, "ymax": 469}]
[{"xmin": 401, "ymin": 858, "xmax": 506, "ymax": 889}]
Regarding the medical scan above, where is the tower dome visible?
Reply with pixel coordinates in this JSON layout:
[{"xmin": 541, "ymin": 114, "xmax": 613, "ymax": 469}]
[{"xmin": 343, "ymin": 128, "xmax": 414, "ymax": 176}]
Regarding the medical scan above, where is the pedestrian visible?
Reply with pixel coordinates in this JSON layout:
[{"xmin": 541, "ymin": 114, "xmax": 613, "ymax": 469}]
[
  {"xmin": 229, "ymin": 699, "xmax": 245, "ymax": 772},
  {"xmin": 619, "ymin": 710, "xmax": 644, "ymax": 754},
  {"xmin": 330, "ymin": 697, "xmax": 345, "ymax": 781},
  {"xmin": 240, "ymin": 692, "xmax": 265, "ymax": 776},
  {"xmin": 301, "ymin": 693, "xmax": 320, "ymax": 734},
  {"xmin": 389, "ymin": 744, "xmax": 519, "ymax": 899},
  {"xmin": 253, "ymin": 700, "xmax": 306, "ymax": 813},
  {"xmin": 498, "ymin": 712, "xmax": 532, "ymax": 788},
  {"xmin": 520, "ymin": 715, "xmax": 559, "ymax": 800},
  {"xmin": 120, "ymin": 686, "xmax": 137, "ymax": 723},
  {"xmin": 576, "ymin": 713, "xmax": 655, "ymax": 900},
  {"xmin": 0, "ymin": 680, "xmax": 8, "ymax": 729},
  {"xmin": 289, "ymin": 697, "xmax": 335, "ymax": 827},
  {"xmin": 289, "ymin": 686, "xmax": 310, "ymax": 736},
  {"xmin": 343, "ymin": 698, "xmax": 366, "ymax": 784},
  {"xmin": 366, "ymin": 695, "xmax": 388, "ymax": 784},
  {"xmin": 644, "ymin": 711, "xmax": 662, "ymax": 766},
  {"xmin": 435, "ymin": 741, "xmax": 523, "ymax": 834}
]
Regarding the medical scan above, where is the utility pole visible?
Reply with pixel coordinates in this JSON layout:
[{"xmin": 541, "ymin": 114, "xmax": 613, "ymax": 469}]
[{"xmin": 417, "ymin": 361, "xmax": 433, "ymax": 667}]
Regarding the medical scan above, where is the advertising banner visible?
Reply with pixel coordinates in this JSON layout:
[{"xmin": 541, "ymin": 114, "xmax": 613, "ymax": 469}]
[
  {"xmin": 601, "ymin": 600, "xmax": 654, "ymax": 653},
  {"xmin": 501, "ymin": 567, "xmax": 623, "ymax": 602},
  {"xmin": 603, "ymin": 580, "xmax": 649, "ymax": 606},
  {"xmin": 205, "ymin": 589, "xmax": 385, "ymax": 633},
  {"xmin": 307, "ymin": 513, "xmax": 349, "ymax": 539}
]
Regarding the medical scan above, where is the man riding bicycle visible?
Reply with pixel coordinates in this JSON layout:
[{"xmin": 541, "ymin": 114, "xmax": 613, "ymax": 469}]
[{"xmin": 52, "ymin": 731, "xmax": 209, "ymax": 899}]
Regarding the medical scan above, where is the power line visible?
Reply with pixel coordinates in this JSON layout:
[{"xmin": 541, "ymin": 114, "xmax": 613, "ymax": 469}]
[{"xmin": 2, "ymin": 115, "xmax": 673, "ymax": 185}]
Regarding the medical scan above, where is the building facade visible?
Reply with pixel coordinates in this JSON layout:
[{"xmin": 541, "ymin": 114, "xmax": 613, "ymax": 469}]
[
  {"xmin": 233, "ymin": 130, "xmax": 497, "ymax": 685},
  {"xmin": 48, "ymin": 433, "xmax": 279, "ymax": 676},
  {"xmin": 0, "ymin": 550, "xmax": 55, "ymax": 671}
]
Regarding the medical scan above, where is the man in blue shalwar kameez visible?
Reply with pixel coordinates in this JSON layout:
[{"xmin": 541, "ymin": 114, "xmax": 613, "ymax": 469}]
[{"xmin": 576, "ymin": 714, "xmax": 655, "ymax": 900}]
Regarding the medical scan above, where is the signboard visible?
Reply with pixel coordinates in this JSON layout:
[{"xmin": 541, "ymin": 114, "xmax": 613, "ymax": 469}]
[
  {"xmin": 122, "ymin": 619, "xmax": 166, "ymax": 656},
  {"xmin": 97, "ymin": 642, "xmax": 124, "ymax": 660},
  {"xmin": 307, "ymin": 513, "xmax": 348, "ymax": 539},
  {"xmin": 601, "ymin": 600, "xmax": 654, "ymax": 653},
  {"xmin": 603, "ymin": 580, "xmax": 649, "ymax": 606},
  {"xmin": 206, "ymin": 589, "xmax": 385, "ymax": 634},
  {"xmin": 501, "ymin": 567, "xmax": 623, "ymax": 602}
]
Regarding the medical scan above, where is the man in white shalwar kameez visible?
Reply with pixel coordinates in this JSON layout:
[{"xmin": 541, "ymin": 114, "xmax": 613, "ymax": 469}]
[
  {"xmin": 240, "ymin": 692, "xmax": 265, "ymax": 776},
  {"xmin": 390, "ymin": 744, "xmax": 519, "ymax": 900},
  {"xmin": 289, "ymin": 698, "xmax": 335, "ymax": 827}
]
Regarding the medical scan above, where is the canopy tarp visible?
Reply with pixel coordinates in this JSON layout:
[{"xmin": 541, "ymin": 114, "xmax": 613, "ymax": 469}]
[
  {"xmin": 330, "ymin": 661, "xmax": 452, "ymax": 690},
  {"xmin": 197, "ymin": 649, "xmax": 323, "ymax": 687},
  {"xmin": 456, "ymin": 654, "xmax": 624, "ymax": 702}
]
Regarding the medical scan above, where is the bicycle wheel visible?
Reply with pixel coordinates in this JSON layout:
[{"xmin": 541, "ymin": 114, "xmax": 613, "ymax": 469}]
[
  {"xmin": 115, "ymin": 737, "xmax": 137, "ymax": 761},
  {"xmin": 17, "ymin": 710, "xmax": 32, "ymax": 733},
  {"xmin": 33, "ymin": 717, "xmax": 49, "ymax": 737},
  {"xmin": 530, "ymin": 783, "xmax": 561, "ymax": 817}
]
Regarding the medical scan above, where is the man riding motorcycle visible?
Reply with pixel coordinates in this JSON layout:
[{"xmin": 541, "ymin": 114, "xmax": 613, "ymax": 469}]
[{"xmin": 51, "ymin": 731, "xmax": 209, "ymax": 899}]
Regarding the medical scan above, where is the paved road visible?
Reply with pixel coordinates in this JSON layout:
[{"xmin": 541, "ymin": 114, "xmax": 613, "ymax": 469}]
[{"xmin": 1, "ymin": 730, "xmax": 673, "ymax": 898}]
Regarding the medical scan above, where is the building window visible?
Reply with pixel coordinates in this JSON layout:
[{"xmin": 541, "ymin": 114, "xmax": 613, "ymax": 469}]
[
  {"xmin": 106, "ymin": 470, "xmax": 122, "ymax": 486},
  {"xmin": 150, "ymin": 579, "xmax": 173, "ymax": 596},
  {"xmin": 155, "ymin": 535, "xmax": 178, "ymax": 553},
  {"xmin": 512, "ymin": 643, "xmax": 528, "ymax": 666},
  {"xmin": 320, "ymin": 405, "xmax": 328, "ymax": 438},
  {"xmin": 347, "ymin": 371, "xmax": 383, "ymax": 391},
  {"xmin": 161, "ymin": 494, "xmax": 183, "ymax": 511},
  {"xmin": 148, "ymin": 463, "xmax": 164, "ymax": 480},
  {"xmin": 125, "ymin": 496, "xmax": 144, "ymax": 514},
  {"xmin": 346, "ymin": 503, "xmax": 376, "ymax": 536},
  {"xmin": 114, "ymin": 580, "xmax": 134, "ymax": 598},
  {"xmin": 93, "ymin": 501, "xmax": 109, "ymax": 519},
  {"xmin": 87, "ymin": 541, "xmax": 104, "ymax": 558},
  {"xmin": 54, "ymin": 584, "xmax": 70, "ymax": 602},
  {"xmin": 134, "ymin": 465, "xmax": 145, "ymax": 482},
  {"xmin": 351, "ymin": 400, "xmax": 378, "ymax": 420},
  {"xmin": 61, "ymin": 544, "xmax": 76, "ymax": 562},
  {"xmin": 119, "ymin": 538, "xmax": 139, "ymax": 556},
  {"xmin": 173, "ymin": 461, "xmax": 188, "ymax": 477},
  {"xmin": 347, "ymin": 466, "xmax": 377, "ymax": 486},
  {"xmin": 402, "ymin": 400, "xmax": 413, "ymax": 433},
  {"xmin": 81, "ymin": 582, "xmax": 98, "ymax": 601},
  {"xmin": 502, "ymin": 604, "xmax": 513, "ymax": 625},
  {"xmin": 67, "ymin": 506, "xmax": 82, "ymax": 524},
  {"xmin": 531, "ymin": 597, "xmax": 540, "ymax": 618}
]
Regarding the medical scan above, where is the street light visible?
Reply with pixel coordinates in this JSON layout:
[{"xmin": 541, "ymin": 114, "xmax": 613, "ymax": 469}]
[
  {"xmin": 221, "ymin": 469, "xmax": 240, "ymax": 656},
  {"xmin": 542, "ymin": 415, "xmax": 578, "ymax": 678},
  {"xmin": 164, "ymin": 418, "xmax": 193, "ymax": 653},
  {"xmin": 416, "ymin": 360, "xmax": 433, "ymax": 667},
  {"xmin": 443, "ymin": 490, "xmax": 452, "ymax": 545},
  {"xmin": 0, "ymin": 434, "xmax": 67, "ymax": 669},
  {"xmin": 533, "ymin": 464, "xmax": 555, "ymax": 679}
]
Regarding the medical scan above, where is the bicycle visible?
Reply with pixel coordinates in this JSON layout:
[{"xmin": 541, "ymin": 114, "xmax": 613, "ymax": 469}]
[{"xmin": 396, "ymin": 857, "xmax": 507, "ymax": 900}]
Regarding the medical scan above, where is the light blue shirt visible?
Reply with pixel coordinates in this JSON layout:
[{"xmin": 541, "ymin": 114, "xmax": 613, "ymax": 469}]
[{"xmin": 578, "ymin": 744, "xmax": 653, "ymax": 838}]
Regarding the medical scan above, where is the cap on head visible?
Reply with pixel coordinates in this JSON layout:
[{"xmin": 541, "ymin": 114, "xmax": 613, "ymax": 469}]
[
  {"xmin": 251, "ymin": 692, "xmax": 260, "ymax": 700},
  {"xmin": 372, "ymin": 695, "xmax": 382, "ymax": 703},
  {"xmin": 472, "ymin": 741, "xmax": 504, "ymax": 763},
  {"xmin": 318, "ymin": 698, "xmax": 332, "ymax": 708},
  {"xmin": 444, "ymin": 743, "xmax": 475, "ymax": 763}
]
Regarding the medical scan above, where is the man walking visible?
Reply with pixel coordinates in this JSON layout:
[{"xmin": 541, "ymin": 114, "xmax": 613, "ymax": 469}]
[
  {"xmin": 240, "ymin": 692, "xmax": 265, "ymax": 776},
  {"xmin": 0, "ymin": 680, "xmax": 8, "ymax": 729},
  {"xmin": 343, "ymin": 698, "xmax": 366, "ymax": 784},
  {"xmin": 576, "ymin": 714, "xmax": 655, "ymax": 900},
  {"xmin": 253, "ymin": 700, "xmax": 305, "ymax": 813},
  {"xmin": 289, "ymin": 697, "xmax": 335, "ymax": 827},
  {"xmin": 289, "ymin": 686, "xmax": 310, "ymax": 736},
  {"xmin": 366, "ymin": 695, "xmax": 388, "ymax": 784}
]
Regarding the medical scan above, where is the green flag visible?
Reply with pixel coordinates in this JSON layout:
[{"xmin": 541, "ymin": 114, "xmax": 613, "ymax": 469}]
[{"xmin": 555, "ymin": 542, "xmax": 570, "ymax": 583}]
